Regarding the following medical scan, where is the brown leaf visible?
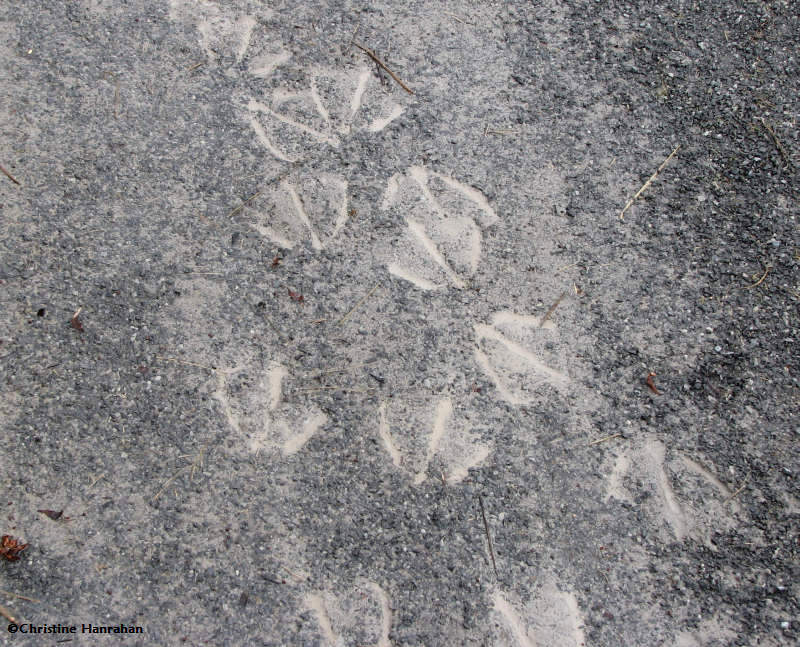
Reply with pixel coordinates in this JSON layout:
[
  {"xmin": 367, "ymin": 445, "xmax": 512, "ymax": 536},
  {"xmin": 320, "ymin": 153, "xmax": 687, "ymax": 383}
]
[
  {"xmin": 70, "ymin": 308, "xmax": 84, "ymax": 331},
  {"xmin": 0, "ymin": 534, "xmax": 28, "ymax": 561},
  {"xmin": 288, "ymin": 289, "xmax": 304, "ymax": 303},
  {"xmin": 37, "ymin": 509, "xmax": 63, "ymax": 520},
  {"xmin": 646, "ymin": 372, "xmax": 661, "ymax": 395},
  {"xmin": 271, "ymin": 256, "xmax": 282, "ymax": 268}
]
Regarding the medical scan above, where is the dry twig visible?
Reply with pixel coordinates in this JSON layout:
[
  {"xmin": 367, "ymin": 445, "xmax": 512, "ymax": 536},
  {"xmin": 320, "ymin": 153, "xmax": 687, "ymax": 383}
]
[
  {"xmin": 619, "ymin": 145, "xmax": 681, "ymax": 219},
  {"xmin": 352, "ymin": 42, "xmax": 414, "ymax": 95},
  {"xmin": 0, "ymin": 603, "xmax": 16, "ymax": 623},
  {"xmin": 306, "ymin": 360, "xmax": 379, "ymax": 380},
  {"xmin": 588, "ymin": 433, "xmax": 622, "ymax": 446},
  {"xmin": 155, "ymin": 355, "xmax": 215, "ymax": 372},
  {"xmin": 227, "ymin": 191, "xmax": 263, "ymax": 219},
  {"xmin": 0, "ymin": 590, "xmax": 40, "ymax": 603},
  {"xmin": 724, "ymin": 473, "xmax": 750, "ymax": 504},
  {"xmin": 0, "ymin": 163, "xmax": 20, "ymax": 185},
  {"xmin": 337, "ymin": 283, "xmax": 380, "ymax": 326},
  {"xmin": 478, "ymin": 495, "xmax": 498, "ymax": 579},
  {"xmin": 540, "ymin": 291, "xmax": 567, "ymax": 327},
  {"xmin": 152, "ymin": 441, "xmax": 211, "ymax": 502},
  {"xmin": 745, "ymin": 266, "xmax": 770, "ymax": 289},
  {"xmin": 760, "ymin": 118, "xmax": 791, "ymax": 166}
]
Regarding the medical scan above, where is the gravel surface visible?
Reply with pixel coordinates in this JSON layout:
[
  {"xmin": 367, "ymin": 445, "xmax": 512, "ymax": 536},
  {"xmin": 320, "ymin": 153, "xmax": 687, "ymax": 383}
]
[{"xmin": 1, "ymin": 1, "xmax": 797, "ymax": 645}]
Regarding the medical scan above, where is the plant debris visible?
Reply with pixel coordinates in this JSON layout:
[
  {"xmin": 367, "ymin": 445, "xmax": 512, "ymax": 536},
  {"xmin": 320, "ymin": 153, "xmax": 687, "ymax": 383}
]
[
  {"xmin": 478, "ymin": 495, "xmax": 498, "ymax": 579},
  {"xmin": 288, "ymin": 289, "xmax": 304, "ymax": 303},
  {"xmin": 0, "ymin": 163, "xmax": 20, "ymax": 185},
  {"xmin": 540, "ymin": 291, "xmax": 567, "ymax": 327},
  {"xmin": 37, "ymin": 509, "xmax": 64, "ymax": 521},
  {"xmin": 271, "ymin": 256, "xmax": 282, "ymax": 268},
  {"xmin": 0, "ymin": 535, "xmax": 28, "ymax": 561},
  {"xmin": 352, "ymin": 41, "xmax": 415, "ymax": 95},
  {"xmin": 70, "ymin": 307, "xmax": 84, "ymax": 331},
  {"xmin": 619, "ymin": 145, "xmax": 681, "ymax": 219},
  {"xmin": 646, "ymin": 372, "xmax": 661, "ymax": 395}
]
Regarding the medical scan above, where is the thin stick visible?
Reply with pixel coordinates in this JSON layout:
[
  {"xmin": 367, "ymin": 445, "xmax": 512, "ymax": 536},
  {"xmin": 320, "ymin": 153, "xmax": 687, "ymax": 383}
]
[
  {"xmin": 280, "ymin": 564, "xmax": 306, "ymax": 583},
  {"xmin": 761, "ymin": 118, "xmax": 790, "ymax": 166},
  {"xmin": 186, "ymin": 61, "xmax": 205, "ymax": 72},
  {"xmin": 152, "ymin": 438, "xmax": 212, "ymax": 502},
  {"xmin": 478, "ymin": 495, "xmax": 498, "ymax": 579},
  {"xmin": 539, "ymin": 292, "xmax": 566, "ymax": 327},
  {"xmin": 619, "ymin": 145, "xmax": 681, "ymax": 219},
  {"xmin": 227, "ymin": 190, "xmax": 263, "ymax": 219},
  {"xmin": 0, "ymin": 603, "xmax": 16, "ymax": 623},
  {"xmin": 724, "ymin": 473, "xmax": 750, "ymax": 504},
  {"xmin": 306, "ymin": 360, "xmax": 379, "ymax": 379},
  {"xmin": 352, "ymin": 42, "xmax": 414, "ymax": 95},
  {"xmin": 259, "ymin": 312, "xmax": 285, "ymax": 340},
  {"xmin": 189, "ymin": 441, "xmax": 211, "ymax": 479},
  {"xmin": 0, "ymin": 163, "xmax": 21, "ymax": 185},
  {"xmin": 155, "ymin": 355, "xmax": 215, "ymax": 371},
  {"xmin": 152, "ymin": 468, "xmax": 187, "ymax": 502},
  {"xmin": 745, "ymin": 266, "xmax": 770, "ymax": 289},
  {"xmin": 347, "ymin": 24, "xmax": 360, "ymax": 50},
  {"xmin": 556, "ymin": 261, "xmax": 581, "ymax": 273},
  {"xmin": 337, "ymin": 283, "xmax": 380, "ymax": 326},
  {"xmin": 88, "ymin": 472, "xmax": 106, "ymax": 488},
  {"xmin": 0, "ymin": 590, "xmax": 40, "ymax": 603},
  {"xmin": 444, "ymin": 12, "xmax": 468, "ymax": 24},
  {"xmin": 294, "ymin": 386, "xmax": 377, "ymax": 394},
  {"xmin": 588, "ymin": 433, "xmax": 622, "ymax": 446}
]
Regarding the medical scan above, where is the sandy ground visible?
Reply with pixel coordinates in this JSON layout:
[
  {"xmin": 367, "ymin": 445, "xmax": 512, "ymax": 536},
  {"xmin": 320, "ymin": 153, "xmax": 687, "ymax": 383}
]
[{"xmin": 1, "ymin": 1, "xmax": 798, "ymax": 645}]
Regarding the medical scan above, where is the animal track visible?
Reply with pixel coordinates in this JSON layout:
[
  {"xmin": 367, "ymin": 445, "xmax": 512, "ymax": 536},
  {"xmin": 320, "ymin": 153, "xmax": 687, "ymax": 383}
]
[
  {"xmin": 474, "ymin": 311, "xmax": 570, "ymax": 405},
  {"xmin": 247, "ymin": 66, "xmax": 404, "ymax": 162},
  {"xmin": 215, "ymin": 362, "xmax": 327, "ymax": 456},
  {"xmin": 304, "ymin": 579, "xmax": 392, "ymax": 647},
  {"xmin": 380, "ymin": 166, "xmax": 498, "ymax": 290},
  {"xmin": 378, "ymin": 396, "xmax": 489, "ymax": 485},
  {"xmin": 492, "ymin": 581, "xmax": 585, "ymax": 647},
  {"xmin": 248, "ymin": 171, "xmax": 349, "ymax": 251},
  {"xmin": 242, "ymin": 51, "xmax": 406, "ymax": 251},
  {"xmin": 605, "ymin": 437, "xmax": 748, "ymax": 547},
  {"xmin": 168, "ymin": 1, "xmax": 259, "ymax": 65},
  {"xmin": 606, "ymin": 438, "xmax": 688, "ymax": 541}
]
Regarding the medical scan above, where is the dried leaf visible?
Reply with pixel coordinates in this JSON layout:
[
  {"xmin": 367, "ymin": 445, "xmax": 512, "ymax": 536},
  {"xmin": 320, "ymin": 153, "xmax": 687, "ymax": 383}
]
[
  {"xmin": 70, "ymin": 307, "xmax": 84, "ymax": 331},
  {"xmin": 646, "ymin": 372, "xmax": 661, "ymax": 395},
  {"xmin": 288, "ymin": 289, "xmax": 304, "ymax": 303},
  {"xmin": 0, "ymin": 534, "xmax": 28, "ymax": 561},
  {"xmin": 37, "ymin": 509, "xmax": 63, "ymax": 521},
  {"xmin": 271, "ymin": 256, "xmax": 282, "ymax": 268}
]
